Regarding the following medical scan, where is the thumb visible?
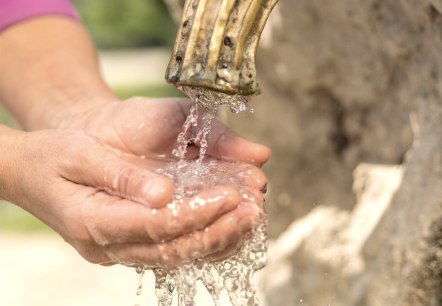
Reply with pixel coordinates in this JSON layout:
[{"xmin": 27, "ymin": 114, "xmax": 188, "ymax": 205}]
[
  {"xmin": 63, "ymin": 144, "xmax": 173, "ymax": 208},
  {"xmin": 204, "ymin": 119, "xmax": 271, "ymax": 167}
]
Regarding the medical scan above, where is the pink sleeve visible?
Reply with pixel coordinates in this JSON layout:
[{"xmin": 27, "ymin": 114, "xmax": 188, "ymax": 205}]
[{"xmin": 0, "ymin": 0, "xmax": 78, "ymax": 31}]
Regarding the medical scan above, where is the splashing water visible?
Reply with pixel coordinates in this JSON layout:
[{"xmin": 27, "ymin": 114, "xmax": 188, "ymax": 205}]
[
  {"xmin": 134, "ymin": 267, "xmax": 145, "ymax": 306},
  {"xmin": 182, "ymin": 86, "xmax": 251, "ymax": 115},
  {"xmin": 136, "ymin": 87, "xmax": 267, "ymax": 306}
]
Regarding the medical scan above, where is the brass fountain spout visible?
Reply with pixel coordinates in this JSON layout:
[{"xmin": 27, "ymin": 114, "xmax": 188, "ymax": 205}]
[{"xmin": 166, "ymin": 0, "xmax": 279, "ymax": 96}]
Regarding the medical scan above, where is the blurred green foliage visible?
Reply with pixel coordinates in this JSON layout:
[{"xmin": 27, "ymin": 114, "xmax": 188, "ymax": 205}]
[
  {"xmin": 116, "ymin": 84, "xmax": 184, "ymax": 100},
  {"xmin": 0, "ymin": 202, "xmax": 51, "ymax": 233},
  {"xmin": 0, "ymin": 106, "xmax": 18, "ymax": 129},
  {"xmin": 74, "ymin": 0, "xmax": 176, "ymax": 48}
]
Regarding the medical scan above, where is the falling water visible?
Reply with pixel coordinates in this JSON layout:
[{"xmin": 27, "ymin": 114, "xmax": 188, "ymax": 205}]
[{"xmin": 136, "ymin": 87, "xmax": 267, "ymax": 306}]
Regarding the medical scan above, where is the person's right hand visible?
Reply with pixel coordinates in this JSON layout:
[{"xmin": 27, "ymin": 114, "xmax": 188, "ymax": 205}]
[{"xmin": 1, "ymin": 127, "xmax": 265, "ymax": 267}]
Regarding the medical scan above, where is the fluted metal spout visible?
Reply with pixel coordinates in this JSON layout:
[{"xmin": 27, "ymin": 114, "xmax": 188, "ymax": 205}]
[{"xmin": 166, "ymin": 0, "xmax": 279, "ymax": 96}]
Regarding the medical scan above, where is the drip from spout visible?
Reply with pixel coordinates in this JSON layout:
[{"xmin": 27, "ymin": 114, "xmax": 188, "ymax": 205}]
[{"xmin": 166, "ymin": 0, "xmax": 279, "ymax": 96}]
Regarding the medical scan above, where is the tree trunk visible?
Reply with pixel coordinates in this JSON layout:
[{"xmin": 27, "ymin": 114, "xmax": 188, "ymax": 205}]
[{"xmin": 164, "ymin": 0, "xmax": 442, "ymax": 305}]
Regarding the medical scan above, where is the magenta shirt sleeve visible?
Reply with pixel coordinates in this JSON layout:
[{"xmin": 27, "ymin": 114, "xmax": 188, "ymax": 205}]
[{"xmin": 0, "ymin": 0, "xmax": 78, "ymax": 31}]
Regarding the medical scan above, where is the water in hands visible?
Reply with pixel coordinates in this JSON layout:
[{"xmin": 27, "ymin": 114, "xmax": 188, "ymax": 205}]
[{"xmin": 135, "ymin": 87, "xmax": 267, "ymax": 306}]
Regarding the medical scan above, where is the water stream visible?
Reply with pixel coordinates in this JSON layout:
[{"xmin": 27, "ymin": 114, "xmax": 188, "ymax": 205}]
[{"xmin": 135, "ymin": 87, "xmax": 267, "ymax": 306}]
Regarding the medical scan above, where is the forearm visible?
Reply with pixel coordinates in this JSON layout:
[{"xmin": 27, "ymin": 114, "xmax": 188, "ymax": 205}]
[{"xmin": 0, "ymin": 16, "xmax": 117, "ymax": 131}]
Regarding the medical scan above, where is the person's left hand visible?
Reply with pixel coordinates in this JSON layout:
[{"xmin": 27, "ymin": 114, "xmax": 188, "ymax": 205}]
[{"xmin": 60, "ymin": 97, "xmax": 270, "ymax": 167}]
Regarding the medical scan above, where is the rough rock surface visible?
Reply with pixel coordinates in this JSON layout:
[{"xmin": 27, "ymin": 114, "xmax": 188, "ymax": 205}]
[
  {"xmin": 259, "ymin": 152, "xmax": 441, "ymax": 305},
  {"xmin": 165, "ymin": 0, "xmax": 442, "ymax": 304}
]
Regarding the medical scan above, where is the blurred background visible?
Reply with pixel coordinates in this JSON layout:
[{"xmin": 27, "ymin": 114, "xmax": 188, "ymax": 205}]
[{"xmin": 1, "ymin": 0, "xmax": 441, "ymax": 306}]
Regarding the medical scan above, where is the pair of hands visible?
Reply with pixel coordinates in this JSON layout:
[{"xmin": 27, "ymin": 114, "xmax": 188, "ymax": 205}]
[{"xmin": 7, "ymin": 97, "xmax": 269, "ymax": 267}]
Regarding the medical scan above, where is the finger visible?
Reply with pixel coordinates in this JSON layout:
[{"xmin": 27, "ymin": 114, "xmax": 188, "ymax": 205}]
[
  {"xmin": 158, "ymin": 202, "xmax": 262, "ymax": 266},
  {"xmin": 143, "ymin": 185, "xmax": 240, "ymax": 242},
  {"xmin": 65, "ymin": 143, "xmax": 173, "ymax": 208},
  {"xmin": 204, "ymin": 230, "xmax": 253, "ymax": 263},
  {"xmin": 82, "ymin": 186, "xmax": 240, "ymax": 246},
  {"xmin": 204, "ymin": 120, "xmax": 271, "ymax": 167},
  {"xmin": 239, "ymin": 186, "xmax": 265, "ymax": 208},
  {"xmin": 236, "ymin": 165, "xmax": 267, "ymax": 190},
  {"xmin": 196, "ymin": 159, "xmax": 267, "ymax": 192},
  {"xmin": 217, "ymin": 162, "xmax": 268, "ymax": 190},
  {"xmin": 102, "ymin": 203, "xmax": 262, "ymax": 268}
]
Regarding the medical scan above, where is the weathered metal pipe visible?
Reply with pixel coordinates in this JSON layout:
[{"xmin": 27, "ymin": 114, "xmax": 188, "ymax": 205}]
[{"xmin": 166, "ymin": 0, "xmax": 279, "ymax": 96}]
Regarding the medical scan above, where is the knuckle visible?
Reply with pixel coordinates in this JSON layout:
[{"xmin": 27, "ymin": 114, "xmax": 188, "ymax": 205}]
[{"xmin": 114, "ymin": 166, "xmax": 138, "ymax": 195}]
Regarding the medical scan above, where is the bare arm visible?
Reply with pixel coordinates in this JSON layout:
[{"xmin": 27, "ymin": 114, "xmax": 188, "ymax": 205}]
[{"xmin": 0, "ymin": 16, "xmax": 116, "ymax": 130}]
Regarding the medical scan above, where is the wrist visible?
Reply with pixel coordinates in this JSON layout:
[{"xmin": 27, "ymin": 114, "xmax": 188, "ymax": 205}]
[
  {"xmin": 0, "ymin": 125, "xmax": 25, "ymax": 203},
  {"xmin": 34, "ymin": 87, "xmax": 118, "ymax": 130}
]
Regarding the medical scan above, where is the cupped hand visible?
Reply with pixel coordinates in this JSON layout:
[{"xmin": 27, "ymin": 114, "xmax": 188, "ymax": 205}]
[
  {"xmin": 5, "ymin": 128, "xmax": 267, "ymax": 267},
  {"xmin": 57, "ymin": 96, "xmax": 271, "ymax": 265}
]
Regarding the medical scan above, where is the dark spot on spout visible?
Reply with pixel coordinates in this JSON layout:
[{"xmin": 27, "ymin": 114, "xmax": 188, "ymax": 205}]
[
  {"xmin": 183, "ymin": 20, "xmax": 189, "ymax": 27},
  {"xmin": 224, "ymin": 36, "xmax": 234, "ymax": 48},
  {"xmin": 176, "ymin": 55, "xmax": 183, "ymax": 64}
]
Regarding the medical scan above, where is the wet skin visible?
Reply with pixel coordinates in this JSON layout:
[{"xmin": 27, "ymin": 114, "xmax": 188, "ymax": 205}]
[{"xmin": 1, "ymin": 98, "xmax": 270, "ymax": 267}]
